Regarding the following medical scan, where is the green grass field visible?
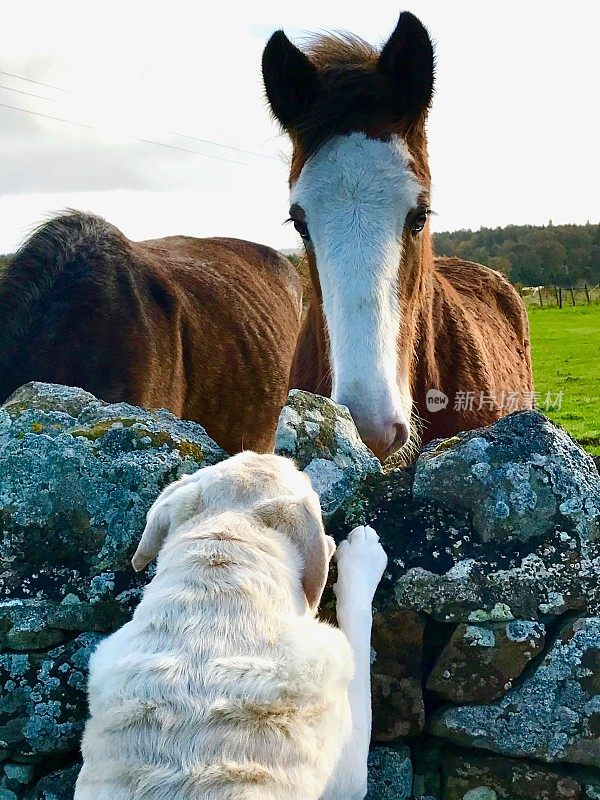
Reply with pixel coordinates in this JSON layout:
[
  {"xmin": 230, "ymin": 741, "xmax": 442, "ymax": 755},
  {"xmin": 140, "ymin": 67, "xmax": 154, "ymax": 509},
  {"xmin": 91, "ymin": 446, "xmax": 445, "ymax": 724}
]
[{"xmin": 528, "ymin": 304, "xmax": 600, "ymax": 455}]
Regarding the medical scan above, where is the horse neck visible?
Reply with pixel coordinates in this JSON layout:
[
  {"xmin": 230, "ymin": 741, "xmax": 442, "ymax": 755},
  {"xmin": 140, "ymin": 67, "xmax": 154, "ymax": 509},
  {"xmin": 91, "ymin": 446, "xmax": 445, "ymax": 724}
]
[
  {"xmin": 290, "ymin": 265, "xmax": 332, "ymax": 395},
  {"xmin": 410, "ymin": 234, "xmax": 438, "ymax": 392}
]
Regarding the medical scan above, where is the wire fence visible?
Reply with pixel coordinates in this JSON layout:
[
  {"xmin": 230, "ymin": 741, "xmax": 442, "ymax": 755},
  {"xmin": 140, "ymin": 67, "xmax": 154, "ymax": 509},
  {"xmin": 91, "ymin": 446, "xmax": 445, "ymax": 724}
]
[{"xmin": 519, "ymin": 284, "xmax": 600, "ymax": 308}]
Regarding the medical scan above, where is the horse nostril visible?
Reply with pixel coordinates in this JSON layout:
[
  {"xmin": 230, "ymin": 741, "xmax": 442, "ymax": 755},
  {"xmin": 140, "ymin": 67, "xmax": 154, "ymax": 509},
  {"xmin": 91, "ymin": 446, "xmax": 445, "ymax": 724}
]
[
  {"xmin": 388, "ymin": 422, "xmax": 409, "ymax": 455},
  {"xmin": 361, "ymin": 421, "xmax": 410, "ymax": 461}
]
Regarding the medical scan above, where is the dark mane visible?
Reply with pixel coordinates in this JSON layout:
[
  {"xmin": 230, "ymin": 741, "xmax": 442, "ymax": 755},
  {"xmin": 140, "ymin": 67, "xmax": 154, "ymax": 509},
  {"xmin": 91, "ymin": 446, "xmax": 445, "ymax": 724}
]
[
  {"xmin": 302, "ymin": 32, "xmax": 378, "ymax": 71},
  {"xmin": 285, "ymin": 30, "xmax": 432, "ymax": 169},
  {"xmin": 292, "ymin": 33, "xmax": 393, "ymax": 159}
]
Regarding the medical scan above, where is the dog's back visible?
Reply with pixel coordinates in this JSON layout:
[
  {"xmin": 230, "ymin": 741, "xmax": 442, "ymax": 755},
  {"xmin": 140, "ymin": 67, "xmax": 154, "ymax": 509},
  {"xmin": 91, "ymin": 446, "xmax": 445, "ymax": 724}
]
[{"xmin": 76, "ymin": 512, "xmax": 352, "ymax": 800}]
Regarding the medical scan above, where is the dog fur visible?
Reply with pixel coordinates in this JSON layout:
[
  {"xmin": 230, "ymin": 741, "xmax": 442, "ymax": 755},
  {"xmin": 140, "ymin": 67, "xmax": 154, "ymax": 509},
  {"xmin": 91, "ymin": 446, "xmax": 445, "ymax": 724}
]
[{"xmin": 75, "ymin": 452, "xmax": 387, "ymax": 800}]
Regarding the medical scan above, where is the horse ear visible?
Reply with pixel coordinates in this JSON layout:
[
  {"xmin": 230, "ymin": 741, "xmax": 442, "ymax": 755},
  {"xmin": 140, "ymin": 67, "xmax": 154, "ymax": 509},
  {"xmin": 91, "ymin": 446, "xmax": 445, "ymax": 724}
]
[
  {"xmin": 262, "ymin": 30, "xmax": 321, "ymax": 130},
  {"xmin": 254, "ymin": 494, "xmax": 330, "ymax": 610},
  {"xmin": 377, "ymin": 11, "xmax": 435, "ymax": 123}
]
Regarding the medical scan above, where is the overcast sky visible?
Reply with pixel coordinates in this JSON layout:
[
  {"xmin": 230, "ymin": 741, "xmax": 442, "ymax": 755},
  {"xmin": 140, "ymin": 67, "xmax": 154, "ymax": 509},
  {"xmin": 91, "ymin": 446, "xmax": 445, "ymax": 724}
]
[{"xmin": 1, "ymin": 1, "xmax": 599, "ymax": 254}]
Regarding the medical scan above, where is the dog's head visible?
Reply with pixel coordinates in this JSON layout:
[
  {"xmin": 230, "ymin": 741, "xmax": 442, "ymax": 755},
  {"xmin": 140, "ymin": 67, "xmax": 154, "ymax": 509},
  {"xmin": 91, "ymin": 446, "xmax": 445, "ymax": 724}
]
[{"xmin": 132, "ymin": 452, "xmax": 335, "ymax": 610}]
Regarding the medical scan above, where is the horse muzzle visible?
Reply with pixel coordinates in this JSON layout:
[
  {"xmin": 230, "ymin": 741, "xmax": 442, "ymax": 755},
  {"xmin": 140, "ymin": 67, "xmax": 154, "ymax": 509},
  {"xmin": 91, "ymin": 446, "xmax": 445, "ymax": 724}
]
[
  {"xmin": 337, "ymin": 395, "xmax": 411, "ymax": 461},
  {"xmin": 362, "ymin": 420, "xmax": 410, "ymax": 460}
]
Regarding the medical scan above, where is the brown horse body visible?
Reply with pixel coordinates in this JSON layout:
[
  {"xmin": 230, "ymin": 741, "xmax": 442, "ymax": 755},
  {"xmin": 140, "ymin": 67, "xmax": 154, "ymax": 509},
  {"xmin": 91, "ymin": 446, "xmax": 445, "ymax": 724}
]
[
  {"xmin": 263, "ymin": 13, "xmax": 533, "ymax": 460},
  {"xmin": 0, "ymin": 212, "xmax": 301, "ymax": 454}
]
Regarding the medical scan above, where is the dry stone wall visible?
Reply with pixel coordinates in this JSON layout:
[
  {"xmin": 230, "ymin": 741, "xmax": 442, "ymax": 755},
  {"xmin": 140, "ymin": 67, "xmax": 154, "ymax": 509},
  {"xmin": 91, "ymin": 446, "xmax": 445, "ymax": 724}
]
[{"xmin": 0, "ymin": 383, "xmax": 599, "ymax": 799}]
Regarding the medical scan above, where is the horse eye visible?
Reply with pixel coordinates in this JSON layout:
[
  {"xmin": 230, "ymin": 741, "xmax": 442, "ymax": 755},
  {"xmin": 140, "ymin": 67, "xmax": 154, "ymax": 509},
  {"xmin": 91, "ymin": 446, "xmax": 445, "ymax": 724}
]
[
  {"xmin": 293, "ymin": 219, "xmax": 311, "ymax": 241},
  {"xmin": 409, "ymin": 207, "xmax": 429, "ymax": 235}
]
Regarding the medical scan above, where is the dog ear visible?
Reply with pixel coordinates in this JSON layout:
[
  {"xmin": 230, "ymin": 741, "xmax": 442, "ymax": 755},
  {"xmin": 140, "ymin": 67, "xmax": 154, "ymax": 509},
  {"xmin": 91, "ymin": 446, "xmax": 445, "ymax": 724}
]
[
  {"xmin": 132, "ymin": 502, "xmax": 171, "ymax": 572},
  {"xmin": 132, "ymin": 476, "xmax": 205, "ymax": 571},
  {"xmin": 254, "ymin": 494, "xmax": 329, "ymax": 610}
]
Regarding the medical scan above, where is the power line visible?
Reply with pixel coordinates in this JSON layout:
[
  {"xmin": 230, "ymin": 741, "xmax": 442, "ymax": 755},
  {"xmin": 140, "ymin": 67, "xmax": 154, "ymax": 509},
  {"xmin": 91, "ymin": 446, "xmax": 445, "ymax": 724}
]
[
  {"xmin": 164, "ymin": 128, "xmax": 278, "ymax": 161},
  {"xmin": 0, "ymin": 68, "xmax": 279, "ymax": 161},
  {"xmin": 0, "ymin": 83, "xmax": 60, "ymax": 103},
  {"xmin": 0, "ymin": 69, "xmax": 82, "ymax": 96},
  {"xmin": 0, "ymin": 101, "xmax": 262, "ymax": 167}
]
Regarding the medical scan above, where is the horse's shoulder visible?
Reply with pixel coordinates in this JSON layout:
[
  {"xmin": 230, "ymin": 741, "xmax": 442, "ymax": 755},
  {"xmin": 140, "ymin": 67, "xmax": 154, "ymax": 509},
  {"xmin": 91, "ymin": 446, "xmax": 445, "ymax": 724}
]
[
  {"xmin": 434, "ymin": 256, "xmax": 521, "ymax": 299},
  {"xmin": 433, "ymin": 256, "xmax": 529, "ymax": 334},
  {"xmin": 434, "ymin": 255, "xmax": 503, "ymax": 282}
]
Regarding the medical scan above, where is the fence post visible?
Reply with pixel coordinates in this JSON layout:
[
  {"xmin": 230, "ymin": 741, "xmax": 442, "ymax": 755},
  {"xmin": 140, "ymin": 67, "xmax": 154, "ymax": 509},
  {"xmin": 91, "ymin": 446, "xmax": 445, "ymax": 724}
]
[
  {"xmin": 563, "ymin": 262, "xmax": 576, "ymax": 306},
  {"xmin": 585, "ymin": 283, "xmax": 590, "ymax": 304},
  {"xmin": 554, "ymin": 285, "xmax": 560, "ymax": 305},
  {"xmin": 538, "ymin": 287, "xmax": 544, "ymax": 307},
  {"xmin": 558, "ymin": 286, "xmax": 563, "ymax": 308}
]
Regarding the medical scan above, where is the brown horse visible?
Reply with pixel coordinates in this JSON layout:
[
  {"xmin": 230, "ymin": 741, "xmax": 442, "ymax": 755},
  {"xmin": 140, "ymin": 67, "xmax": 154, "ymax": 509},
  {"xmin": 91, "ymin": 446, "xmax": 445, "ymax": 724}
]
[
  {"xmin": 263, "ymin": 12, "xmax": 533, "ymax": 462},
  {"xmin": 0, "ymin": 212, "xmax": 301, "ymax": 454}
]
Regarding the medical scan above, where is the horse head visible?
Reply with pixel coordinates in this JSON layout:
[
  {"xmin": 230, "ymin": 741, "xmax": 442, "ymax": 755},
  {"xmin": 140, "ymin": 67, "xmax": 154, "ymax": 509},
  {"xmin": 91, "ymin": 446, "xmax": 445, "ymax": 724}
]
[{"xmin": 263, "ymin": 13, "xmax": 435, "ymax": 460}]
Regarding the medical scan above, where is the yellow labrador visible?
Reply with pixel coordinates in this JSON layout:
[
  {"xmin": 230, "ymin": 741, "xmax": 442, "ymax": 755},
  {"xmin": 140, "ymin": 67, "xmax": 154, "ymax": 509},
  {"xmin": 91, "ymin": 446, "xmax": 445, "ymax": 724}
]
[{"xmin": 75, "ymin": 452, "xmax": 387, "ymax": 800}]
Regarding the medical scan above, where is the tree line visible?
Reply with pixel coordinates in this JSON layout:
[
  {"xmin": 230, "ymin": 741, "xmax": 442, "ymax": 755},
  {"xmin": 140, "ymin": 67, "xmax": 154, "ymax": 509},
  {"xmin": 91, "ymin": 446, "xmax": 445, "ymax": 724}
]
[{"xmin": 433, "ymin": 222, "xmax": 600, "ymax": 287}]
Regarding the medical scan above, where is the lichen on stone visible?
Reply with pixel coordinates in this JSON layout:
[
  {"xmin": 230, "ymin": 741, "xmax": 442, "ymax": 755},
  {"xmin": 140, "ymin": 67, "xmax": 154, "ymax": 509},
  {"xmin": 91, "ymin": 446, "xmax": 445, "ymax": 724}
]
[
  {"xmin": 275, "ymin": 390, "xmax": 381, "ymax": 519},
  {"xmin": 430, "ymin": 617, "xmax": 600, "ymax": 766}
]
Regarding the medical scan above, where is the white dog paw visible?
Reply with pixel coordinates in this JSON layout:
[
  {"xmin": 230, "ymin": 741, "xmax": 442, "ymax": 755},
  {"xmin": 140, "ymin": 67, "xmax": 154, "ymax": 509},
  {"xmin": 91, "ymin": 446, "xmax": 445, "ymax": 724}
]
[{"xmin": 334, "ymin": 525, "xmax": 387, "ymax": 601}]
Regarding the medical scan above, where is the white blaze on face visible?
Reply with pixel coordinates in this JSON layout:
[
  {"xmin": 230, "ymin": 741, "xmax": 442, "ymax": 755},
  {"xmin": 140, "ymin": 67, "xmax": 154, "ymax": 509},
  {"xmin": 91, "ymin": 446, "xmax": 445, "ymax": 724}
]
[{"xmin": 290, "ymin": 132, "xmax": 423, "ymax": 454}]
